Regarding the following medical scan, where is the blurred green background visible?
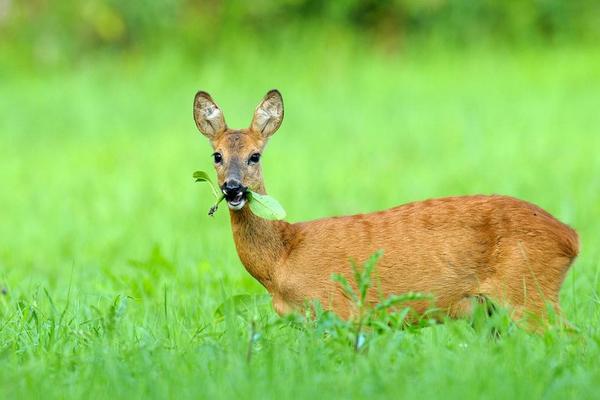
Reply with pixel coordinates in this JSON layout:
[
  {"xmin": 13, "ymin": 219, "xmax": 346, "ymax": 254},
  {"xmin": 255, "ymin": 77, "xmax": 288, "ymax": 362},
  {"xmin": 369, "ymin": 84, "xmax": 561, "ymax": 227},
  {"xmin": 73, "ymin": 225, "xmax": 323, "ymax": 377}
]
[
  {"xmin": 2, "ymin": 0, "xmax": 600, "ymax": 67},
  {"xmin": 1, "ymin": 1, "xmax": 600, "ymax": 399}
]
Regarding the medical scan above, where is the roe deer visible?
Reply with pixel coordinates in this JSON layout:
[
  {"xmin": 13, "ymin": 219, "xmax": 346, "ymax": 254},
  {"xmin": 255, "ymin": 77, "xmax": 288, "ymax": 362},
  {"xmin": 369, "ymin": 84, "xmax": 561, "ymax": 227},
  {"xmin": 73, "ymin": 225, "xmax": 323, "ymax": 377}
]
[{"xmin": 193, "ymin": 89, "xmax": 579, "ymax": 324}]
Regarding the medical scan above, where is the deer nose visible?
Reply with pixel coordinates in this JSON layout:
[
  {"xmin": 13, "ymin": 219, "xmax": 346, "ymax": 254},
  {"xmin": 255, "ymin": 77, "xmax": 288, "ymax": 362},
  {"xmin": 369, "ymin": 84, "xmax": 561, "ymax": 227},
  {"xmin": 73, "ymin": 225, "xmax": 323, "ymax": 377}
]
[{"xmin": 222, "ymin": 179, "xmax": 247, "ymax": 197}]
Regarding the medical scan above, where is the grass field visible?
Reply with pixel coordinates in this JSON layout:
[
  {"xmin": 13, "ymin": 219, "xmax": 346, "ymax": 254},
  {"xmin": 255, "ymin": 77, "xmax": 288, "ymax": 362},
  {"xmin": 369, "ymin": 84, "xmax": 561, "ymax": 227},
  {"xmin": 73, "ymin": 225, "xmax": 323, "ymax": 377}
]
[{"xmin": 1, "ymin": 42, "xmax": 600, "ymax": 398}]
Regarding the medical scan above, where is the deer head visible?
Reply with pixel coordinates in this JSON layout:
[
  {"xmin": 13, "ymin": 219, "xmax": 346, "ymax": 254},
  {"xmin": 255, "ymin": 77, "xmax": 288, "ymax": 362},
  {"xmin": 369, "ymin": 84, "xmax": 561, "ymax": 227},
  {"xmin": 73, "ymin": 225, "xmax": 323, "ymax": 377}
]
[{"xmin": 193, "ymin": 90, "xmax": 284, "ymax": 210}]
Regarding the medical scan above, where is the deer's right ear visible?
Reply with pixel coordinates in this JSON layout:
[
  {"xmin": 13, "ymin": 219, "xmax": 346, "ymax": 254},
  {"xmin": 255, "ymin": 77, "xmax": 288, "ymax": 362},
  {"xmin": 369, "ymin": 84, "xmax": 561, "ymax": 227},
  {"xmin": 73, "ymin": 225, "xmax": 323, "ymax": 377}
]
[
  {"xmin": 250, "ymin": 89, "xmax": 284, "ymax": 138},
  {"xmin": 193, "ymin": 91, "xmax": 227, "ymax": 139}
]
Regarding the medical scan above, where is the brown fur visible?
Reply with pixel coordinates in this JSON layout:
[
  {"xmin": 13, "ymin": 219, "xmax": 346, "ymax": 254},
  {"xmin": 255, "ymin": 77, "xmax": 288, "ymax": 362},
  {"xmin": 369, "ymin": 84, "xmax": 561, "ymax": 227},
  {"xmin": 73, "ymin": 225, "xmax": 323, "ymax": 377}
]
[{"xmin": 193, "ymin": 90, "xmax": 579, "ymax": 323}]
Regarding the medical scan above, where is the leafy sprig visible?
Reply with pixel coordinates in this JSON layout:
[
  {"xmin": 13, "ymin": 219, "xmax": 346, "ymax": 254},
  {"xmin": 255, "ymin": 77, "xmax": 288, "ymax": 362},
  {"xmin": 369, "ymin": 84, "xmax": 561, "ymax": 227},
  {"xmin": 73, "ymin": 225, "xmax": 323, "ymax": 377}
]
[{"xmin": 193, "ymin": 170, "xmax": 286, "ymax": 220}]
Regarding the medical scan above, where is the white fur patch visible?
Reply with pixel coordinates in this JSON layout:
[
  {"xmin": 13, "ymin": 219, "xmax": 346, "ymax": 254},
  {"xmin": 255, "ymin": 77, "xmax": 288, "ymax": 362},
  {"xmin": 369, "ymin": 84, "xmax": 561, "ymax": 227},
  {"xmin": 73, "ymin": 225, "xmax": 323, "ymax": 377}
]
[
  {"xmin": 203, "ymin": 104, "xmax": 221, "ymax": 121},
  {"xmin": 228, "ymin": 199, "xmax": 246, "ymax": 210}
]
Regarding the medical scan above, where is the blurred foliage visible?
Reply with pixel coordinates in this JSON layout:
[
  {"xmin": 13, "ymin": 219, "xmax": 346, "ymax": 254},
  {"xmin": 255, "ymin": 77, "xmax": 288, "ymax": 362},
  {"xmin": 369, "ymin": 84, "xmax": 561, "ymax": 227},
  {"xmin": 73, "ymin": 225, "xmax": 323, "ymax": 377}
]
[{"xmin": 1, "ymin": 0, "xmax": 599, "ymax": 66}]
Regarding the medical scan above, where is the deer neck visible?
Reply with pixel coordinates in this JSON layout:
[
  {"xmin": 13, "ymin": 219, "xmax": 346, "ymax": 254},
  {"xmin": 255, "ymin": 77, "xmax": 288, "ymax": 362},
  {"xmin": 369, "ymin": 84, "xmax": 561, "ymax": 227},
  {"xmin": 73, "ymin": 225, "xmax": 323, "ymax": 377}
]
[{"xmin": 228, "ymin": 185, "xmax": 293, "ymax": 288}]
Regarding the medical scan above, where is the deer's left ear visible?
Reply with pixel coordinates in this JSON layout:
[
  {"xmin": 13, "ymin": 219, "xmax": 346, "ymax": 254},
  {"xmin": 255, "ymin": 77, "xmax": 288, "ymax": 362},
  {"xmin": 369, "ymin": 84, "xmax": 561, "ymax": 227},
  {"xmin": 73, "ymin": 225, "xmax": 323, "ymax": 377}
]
[{"xmin": 250, "ymin": 89, "xmax": 284, "ymax": 138}]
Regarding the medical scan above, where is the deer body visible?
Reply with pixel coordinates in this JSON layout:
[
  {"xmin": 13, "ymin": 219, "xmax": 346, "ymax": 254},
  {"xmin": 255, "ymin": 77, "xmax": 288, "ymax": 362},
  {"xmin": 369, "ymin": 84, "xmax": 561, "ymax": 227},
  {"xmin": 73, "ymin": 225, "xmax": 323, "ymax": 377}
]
[{"xmin": 193, "ymin": 90, "xmax": 579, "ymax": 322}]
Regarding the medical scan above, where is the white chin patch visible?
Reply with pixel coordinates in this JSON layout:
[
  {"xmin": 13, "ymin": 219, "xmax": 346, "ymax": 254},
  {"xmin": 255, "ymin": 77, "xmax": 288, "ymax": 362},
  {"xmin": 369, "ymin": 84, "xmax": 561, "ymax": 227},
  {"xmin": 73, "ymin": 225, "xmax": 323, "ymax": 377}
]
[{"xmin": 228, "ymin": 199, "xmax": 246, "ymax": 210}]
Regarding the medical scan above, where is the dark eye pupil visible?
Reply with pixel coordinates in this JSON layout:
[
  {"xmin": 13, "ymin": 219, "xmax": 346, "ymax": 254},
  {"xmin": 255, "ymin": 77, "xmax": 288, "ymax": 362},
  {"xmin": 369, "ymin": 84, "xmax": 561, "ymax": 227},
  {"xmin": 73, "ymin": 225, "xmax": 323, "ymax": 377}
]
[
  {"xmin": 250, "ymin": 153, "xmax": 260, "ymax": 163},
  {"xmin": 213, "ymin": 153, "xmax": 222, "ymax": 163}
]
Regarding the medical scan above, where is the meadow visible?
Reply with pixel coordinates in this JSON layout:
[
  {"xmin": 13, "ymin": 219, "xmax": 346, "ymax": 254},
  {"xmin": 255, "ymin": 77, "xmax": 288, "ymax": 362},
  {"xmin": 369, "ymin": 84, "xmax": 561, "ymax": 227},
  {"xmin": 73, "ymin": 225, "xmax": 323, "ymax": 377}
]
[{"xmin": 1, "ymin": 41, "xmax": 600, "ymax": 398}]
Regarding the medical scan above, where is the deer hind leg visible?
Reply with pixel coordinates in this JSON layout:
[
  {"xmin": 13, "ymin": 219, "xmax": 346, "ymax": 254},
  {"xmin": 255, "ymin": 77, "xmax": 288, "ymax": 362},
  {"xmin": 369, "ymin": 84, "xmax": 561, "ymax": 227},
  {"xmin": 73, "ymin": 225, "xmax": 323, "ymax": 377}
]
[
  {"xmin": 445, "ymin": 289, "xmax": 557, "ymax": 333},
  {"xmin": 480, "ymin": 255, "xmax": 573, "ymax": 329}
]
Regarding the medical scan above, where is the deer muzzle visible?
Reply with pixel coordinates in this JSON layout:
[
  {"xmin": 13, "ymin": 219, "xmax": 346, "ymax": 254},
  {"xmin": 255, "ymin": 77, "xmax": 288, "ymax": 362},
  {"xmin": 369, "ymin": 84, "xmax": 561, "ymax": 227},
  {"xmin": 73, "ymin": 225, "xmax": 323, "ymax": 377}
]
[{"xmin": 222, "ymin": 179, "xmax": 248, "ymax": 210}]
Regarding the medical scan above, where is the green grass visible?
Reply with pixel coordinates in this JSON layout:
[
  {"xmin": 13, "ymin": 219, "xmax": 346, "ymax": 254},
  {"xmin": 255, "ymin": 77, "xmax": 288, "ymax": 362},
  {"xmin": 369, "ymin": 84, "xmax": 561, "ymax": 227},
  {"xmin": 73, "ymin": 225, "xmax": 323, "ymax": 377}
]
[{"xmin": 1, "ymin": 42, "xmax": 600, "ymax": 399}]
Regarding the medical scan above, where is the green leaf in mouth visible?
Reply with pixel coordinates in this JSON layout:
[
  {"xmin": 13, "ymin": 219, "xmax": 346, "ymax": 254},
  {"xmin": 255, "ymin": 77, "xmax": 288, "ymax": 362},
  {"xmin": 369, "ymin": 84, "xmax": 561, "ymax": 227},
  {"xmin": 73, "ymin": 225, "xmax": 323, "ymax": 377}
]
[
  {"xmin": 247, "ymin": 191, "xmax": 286, "ymax": 221},
  {"xmin": 193, "ymin": 170, "xmax": 220, "ymax": 199},
  {"xmin": 193, "ymin": 170, "xmax": 224, "ymax": 216}
]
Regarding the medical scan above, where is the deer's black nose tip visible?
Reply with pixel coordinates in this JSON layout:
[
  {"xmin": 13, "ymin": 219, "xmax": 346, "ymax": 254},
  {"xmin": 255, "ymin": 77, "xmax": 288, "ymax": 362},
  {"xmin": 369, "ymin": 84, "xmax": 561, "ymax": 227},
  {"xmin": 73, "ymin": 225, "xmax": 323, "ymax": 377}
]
[{"xmin": 222, "ymin": 179, "xmax": 247, "ymax": 197}]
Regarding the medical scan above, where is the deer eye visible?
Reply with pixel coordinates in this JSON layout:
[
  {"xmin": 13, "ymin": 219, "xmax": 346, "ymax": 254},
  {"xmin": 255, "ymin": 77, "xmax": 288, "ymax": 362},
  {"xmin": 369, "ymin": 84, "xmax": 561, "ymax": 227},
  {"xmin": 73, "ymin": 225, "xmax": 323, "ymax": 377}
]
[
  {"xmin": 213, "ymin": 152, "xmax": 223, "ymax": 164},
  {"xmin": 248, "ymin": 153, "xmax": 261, "ymax": 164}
]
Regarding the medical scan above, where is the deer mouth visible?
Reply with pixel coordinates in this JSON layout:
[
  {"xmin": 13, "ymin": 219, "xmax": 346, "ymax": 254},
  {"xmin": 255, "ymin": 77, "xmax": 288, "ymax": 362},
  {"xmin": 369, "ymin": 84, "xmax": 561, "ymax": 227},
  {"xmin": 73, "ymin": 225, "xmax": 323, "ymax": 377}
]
[{"xmin": 226, "ymin": 191, "xmax": 247, "ymax": 210}]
